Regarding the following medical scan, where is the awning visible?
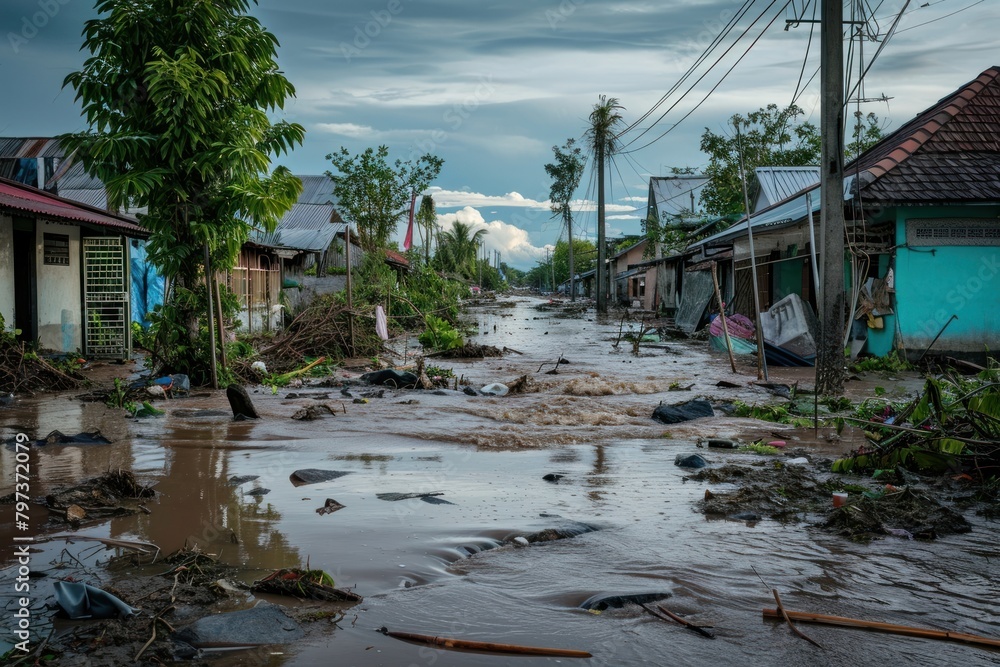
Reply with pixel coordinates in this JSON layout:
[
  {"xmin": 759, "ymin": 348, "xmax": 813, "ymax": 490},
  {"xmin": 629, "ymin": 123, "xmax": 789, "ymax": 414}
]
[{"xmin": 0, "ymin": 177, "xmax": 148, "ymax": 237}]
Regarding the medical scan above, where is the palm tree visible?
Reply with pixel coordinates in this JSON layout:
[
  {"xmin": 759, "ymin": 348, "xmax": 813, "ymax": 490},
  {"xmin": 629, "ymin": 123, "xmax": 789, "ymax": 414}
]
[
  {"xmin": 585, "ymin": 95, "xmax": 625, "ymax": 313},
  {"xmin": 438, "ymin": 221, "xmax": 487, "ymax": 279}
]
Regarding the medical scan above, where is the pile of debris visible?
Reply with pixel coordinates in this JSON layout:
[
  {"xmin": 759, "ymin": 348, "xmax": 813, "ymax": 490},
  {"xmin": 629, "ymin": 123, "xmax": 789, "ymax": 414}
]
[
  {"xmin": 247, "ymin": 293, "xmax": 385, "ymax": 375},
  {"xmin": 0, "ymin": 335, "xmax": 84, "ymax": 394},
  {"xmin": 834, "ymin": 373, "xmax": 1000, "ymax": 482}
]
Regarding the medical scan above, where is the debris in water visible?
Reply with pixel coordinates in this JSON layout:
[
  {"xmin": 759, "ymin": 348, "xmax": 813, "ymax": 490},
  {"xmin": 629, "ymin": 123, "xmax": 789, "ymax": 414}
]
[
  {"xmin": 251, "ymin": 569, "xmax": 362, "ymax": 603},
  {"xmin": 378, "ymin": 626, "xmax": 591, "ymax": 658},
  {"xmin": 290, "ymin": 469, "xmax": 352, "ymax": 486},
  {"xmin": 316, "ymin": 498, "xmax": 346, "ymax": 515}
]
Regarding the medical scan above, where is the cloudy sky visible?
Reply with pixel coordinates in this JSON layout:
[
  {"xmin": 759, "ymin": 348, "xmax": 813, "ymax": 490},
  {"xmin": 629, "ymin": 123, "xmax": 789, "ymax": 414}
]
[{"xmin": 1, "ymin": 0, "xmax": 995, "ymax": 268}]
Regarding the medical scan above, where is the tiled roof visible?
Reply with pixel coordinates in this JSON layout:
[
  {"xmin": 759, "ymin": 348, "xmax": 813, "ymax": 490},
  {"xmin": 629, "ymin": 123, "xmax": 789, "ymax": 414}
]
[
  {"xmin": 852, "ymin": 66, "xmax": 1000, "ymax": 204},
  {"xmin": 0, "ymin": 177, "xmax": 148, "ymax": 237}
]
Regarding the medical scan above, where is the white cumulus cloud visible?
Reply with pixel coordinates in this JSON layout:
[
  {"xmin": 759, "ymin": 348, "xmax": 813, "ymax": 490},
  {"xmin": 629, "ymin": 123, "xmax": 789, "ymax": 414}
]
[{"xmin": 436, "ymin": 207, "xmax": 551, "ymax": 267}]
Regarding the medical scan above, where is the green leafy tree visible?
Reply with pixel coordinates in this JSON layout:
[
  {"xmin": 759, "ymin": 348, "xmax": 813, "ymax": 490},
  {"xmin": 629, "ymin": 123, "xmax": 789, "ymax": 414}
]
[
  {"xmin": 699, "ymin": 104, "xmax": 820, "ymax": 216},
  {"xmin": 61, "ymin": 0, "xmax": 305, "ymax": 378},
  {"xmin": 552, "ymin": 238, "xmax": 596, "ymax": 285},
  {"xmin": 437, "ymin": 221, "xmax": 487, "ymax": 279},
  {"xmin": 846, "ymin": 111, "xmax": 884, "ymax": 161},
  {"xmin": 544, "ymin": 139, "xmax": 586, "ymax": 298},
  {"xmin": 326, "ymin": 146, "xmax": 443, "ymax": 252}
]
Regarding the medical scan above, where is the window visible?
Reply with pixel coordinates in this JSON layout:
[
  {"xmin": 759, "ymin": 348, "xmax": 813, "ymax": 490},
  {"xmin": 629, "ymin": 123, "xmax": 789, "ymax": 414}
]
[{"xmin": 43, "ymin": 233, "xmax": 70, "ymax": 266}]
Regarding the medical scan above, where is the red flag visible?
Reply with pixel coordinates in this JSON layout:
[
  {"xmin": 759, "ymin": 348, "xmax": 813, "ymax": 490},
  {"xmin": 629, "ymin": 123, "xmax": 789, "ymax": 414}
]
[{"xmin": 403, "ymin": 190, "xmax": 417, "ymax": 250}]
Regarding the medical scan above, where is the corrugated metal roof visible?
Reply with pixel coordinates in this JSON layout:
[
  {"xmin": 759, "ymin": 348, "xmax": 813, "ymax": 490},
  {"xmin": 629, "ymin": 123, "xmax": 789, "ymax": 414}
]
[
  {"xmin": 277, "ymin": 203, "xmax": 334, "ymax": 230},
  {"xmin": 0, "ymin": 137, "xmax": 65, "ymax": 158},
  {"xmin": 693, "ymin": 176, "xmax": 854, "ymax": 249},
  {"xmin": 648, "ymin": 176, "xmax": 709, "ymax": 220},
  {"xmin": 276, "ymin": 225, "xmax": 342, "ymax": 253},
  {"xmin": 297, "ymin": 175, "xmax": 336, "ymax": 205},
  {"xmin": 754, "ymin": 166, "xmax": 819, "ymax": 210},
  {"xmin": 0, "ymin": 177, "xmax": 148, "ymax": 237}
]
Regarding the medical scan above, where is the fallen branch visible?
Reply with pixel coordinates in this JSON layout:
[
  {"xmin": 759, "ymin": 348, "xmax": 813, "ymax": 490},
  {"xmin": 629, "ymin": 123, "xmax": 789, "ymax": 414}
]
[
  {"xmin": 379, "ymin": 627, "xmax": 592, "ymax": 658},
  {"xmin": 772, "ymin": 589, "xmax": 823, "ymax": 649},
  {"xmin": 762, "ymin": 609, "xmax": 1000, "ymax": 650},
  {"xmin": 638, "ymin": 603, "xmax": 715, "ymax": 639}
]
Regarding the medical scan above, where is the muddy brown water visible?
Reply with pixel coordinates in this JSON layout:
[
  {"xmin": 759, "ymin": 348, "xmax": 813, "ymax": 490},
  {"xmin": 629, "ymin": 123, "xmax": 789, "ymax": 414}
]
[{"xmin": 1, "ymin": 297, "xmax": 998, "ymax": 666}]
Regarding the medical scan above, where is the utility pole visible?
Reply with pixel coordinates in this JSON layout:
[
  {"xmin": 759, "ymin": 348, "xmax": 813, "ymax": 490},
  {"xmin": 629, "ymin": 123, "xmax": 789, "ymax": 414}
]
[
  {"xmin": 567, "ymin": 215, "xmax": 576, "ymax": 302},
  {"xmin": 816, "ymin": 0, "xmax": 846, "ymax": 395},
  {"xmin": 596, "ymin": 138, "xmax": 607, "ymax": 312}
]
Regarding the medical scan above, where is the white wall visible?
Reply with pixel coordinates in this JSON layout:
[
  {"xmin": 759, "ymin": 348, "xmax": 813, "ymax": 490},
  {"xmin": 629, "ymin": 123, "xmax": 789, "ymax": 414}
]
[
  {"xmin": 0, "ymin": 215, "xmax": 13, "ymax": 329},
  {"xmin": 35, "ymin": 221, "xmax": 82, "ymax": 352}
]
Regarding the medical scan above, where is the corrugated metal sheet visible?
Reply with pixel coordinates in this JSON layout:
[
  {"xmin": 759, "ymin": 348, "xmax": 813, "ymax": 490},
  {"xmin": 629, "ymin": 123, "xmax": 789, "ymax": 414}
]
[
  {"xmin": 0, "ymin": 178, "xmax": 148, "ymax": 237},
  {"xmin": 648, "ymin": 176, "xmax": 709, "ymax": 219},
  {"xmin": 0, "ymin": 137, "xmax": 64, "ymax": 158},
  {"xmin": 277, "ymin": 203, "xmax": 334, "ymax": 230},
  {"xmin": 298, "ymin": 175, "xmax": 336, "ymax": 205},
  {"xmin": 754, "ymin": 166, "xmax": 819, "ymax": 210},
  {"xmin": 277, "ymin": 226, "xmax": 340, "ymax": 253},
  {"xmin": 58, "ymin": 188, "xmax": 108, "ymax": 210}
]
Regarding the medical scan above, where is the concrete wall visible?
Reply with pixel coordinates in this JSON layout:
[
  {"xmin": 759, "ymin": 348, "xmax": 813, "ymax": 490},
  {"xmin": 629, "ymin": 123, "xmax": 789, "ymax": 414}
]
[
  {"xmin": 0, "ymin": 215, "xmax": 13, "ymax": 328},
  {"xmin": 890, "ymin": 205, "xmax": 1000, "ymax": 357},
  {"xmin": 36, "ymin": 221, "xmax": 81, "ymax": 352}
]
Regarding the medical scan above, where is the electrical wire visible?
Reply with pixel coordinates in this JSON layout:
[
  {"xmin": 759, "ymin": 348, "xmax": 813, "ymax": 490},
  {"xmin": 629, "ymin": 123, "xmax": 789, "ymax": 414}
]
[
  {"xmin": 621, "ymin": 0, "xmax": 795, "ymax": 155},
  {"xmin": 618, "ymin": 0, "xmax": 790, "ymax": 149}
]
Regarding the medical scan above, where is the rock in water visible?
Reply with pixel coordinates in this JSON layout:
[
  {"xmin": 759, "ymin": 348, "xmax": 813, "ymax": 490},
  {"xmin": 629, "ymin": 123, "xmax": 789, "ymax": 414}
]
[
  {"xmin": 651, "ymin": 399, "xmax": 714, "ymax": 424},
  {"xmin": 226, "ymin": 385, "xmax": 259, "ymax": 420},
  {"xmin": 173, "ymin": 601, "xmax": 303, "ymax": 648},
  {"xmin": 674, "ymin": 453, "xmax": 708, "ymax": 469}
]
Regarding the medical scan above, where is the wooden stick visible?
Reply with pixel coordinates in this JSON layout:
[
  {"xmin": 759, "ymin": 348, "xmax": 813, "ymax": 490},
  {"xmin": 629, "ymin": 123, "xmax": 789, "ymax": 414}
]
[
  {"xmin": 658, "ymin": 604, "xmax": 716, "ymax": 639},
  {"xmin": 762, "ymin": 609, "xmax": 1000, "ymax": 649},
  {"xmin": 639, "ymin": 603, "xmax": 715, "ymax": 639},
  {"xmin": 379, "ymin": 627, "xmax": 591, "ymax": 658},
  {"xmin": 772, "ymin": 589, "xmax": 823, "ymax": 649},
  {"xmin": 711, "ymin": 262, "xmax": 738, "ymax": 374}
]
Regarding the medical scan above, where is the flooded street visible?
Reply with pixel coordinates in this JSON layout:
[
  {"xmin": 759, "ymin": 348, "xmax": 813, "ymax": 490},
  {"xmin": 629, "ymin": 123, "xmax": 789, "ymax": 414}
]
[{"xmin": 2, "ymin": 296, "xmax": 998, "ymax": 666}]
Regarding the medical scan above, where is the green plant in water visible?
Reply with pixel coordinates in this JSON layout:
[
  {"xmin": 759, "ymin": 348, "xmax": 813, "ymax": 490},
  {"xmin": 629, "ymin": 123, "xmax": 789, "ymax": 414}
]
[
  {"xmin": 419, "ymin": 315, "xmax": 464, "ymax": 351},
  {"xmin": 850, "ymin": 350, "xmax": 914, "ymax": 374},
  {"xmin": 106, "ymin": 378, "xmax": 129, "ymax": 409},
  {"xmin": 740, "ymin": 442, "xmax": 781, "ymax": 455}
]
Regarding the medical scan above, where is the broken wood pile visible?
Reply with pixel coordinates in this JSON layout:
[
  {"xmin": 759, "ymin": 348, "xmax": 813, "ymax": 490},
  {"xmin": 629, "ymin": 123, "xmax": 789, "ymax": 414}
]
[
  {"xmin": 251, "ymin": 568, "xmax": 362, "ymax": 603},
  {"xmin": 240, "ymin": 294, "xmax": 385, "ymax": 376},
  {"xmin": 0, "ymin": 336, "xmax": 84, "ymax": 394}
]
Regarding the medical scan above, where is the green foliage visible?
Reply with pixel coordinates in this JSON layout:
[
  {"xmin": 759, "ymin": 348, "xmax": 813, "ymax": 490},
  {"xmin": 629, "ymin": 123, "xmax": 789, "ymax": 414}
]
[
  {"xmin": 733, "ymin": 400, "xmax": 791, "ymax": 422},
  {"xmin": 436, "ymin": 220, "xmax": 487, "ymax": 279},
  {"xmin": 700, "ymin": 104, "xmax": 820, "ymax": 217},
  {"xmin": 326, "ymin": 145, "xmax": 443, "ymax": 252},
  {"xmin": 740, "ymin": 442, "xmax": 781, "ymax": 455},
  {"xmin": 143, "ymin": 283, "xmax": 241, "ymax": 384},
  {"xmin": 419, "ymin": 315, "xmax": 464, "ymax": 351},
  {"xmin": 105, "ymin": 378, "xmax": 136, "ymax": 414},
  {"xmin": 551, "ymin": 238, "xmax": 596, "ymax": 286},
  {"xmin": 545, "ymin": 139, "xmax": 586, "ymax": 286},
  {"xmin": 424, "ymin": 365, "xmax": 455, "ymax": 379},
  {"xmin": 60, "ymin": 0, "xmax": 304, "ymax": 378},
  {"xmin": 850, "ymin": 350, "xmax": 914, "ymax": 373}
]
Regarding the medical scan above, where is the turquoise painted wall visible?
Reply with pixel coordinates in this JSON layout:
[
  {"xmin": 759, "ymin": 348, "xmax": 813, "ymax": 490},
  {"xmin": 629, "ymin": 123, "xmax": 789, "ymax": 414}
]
[{"xmin": 890, "ymin": 205, "xmax": 1000, "ymax": 356}]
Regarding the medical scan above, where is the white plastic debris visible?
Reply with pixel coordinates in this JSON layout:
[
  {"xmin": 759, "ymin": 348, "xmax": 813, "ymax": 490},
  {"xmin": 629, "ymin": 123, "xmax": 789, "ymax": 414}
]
[
  {"xmin": 251, "ymin": 360, "xmax": 267, "ymax": 373},
  {"xmin": 480, "ymin": 383, "xmax": 509, "ymax": 396}
]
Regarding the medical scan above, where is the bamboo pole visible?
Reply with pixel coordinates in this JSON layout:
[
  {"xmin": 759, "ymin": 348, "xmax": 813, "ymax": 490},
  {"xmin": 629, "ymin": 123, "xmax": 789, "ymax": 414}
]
[
  {"xmin": 380, "ymin": 628, "xmax": 592, "ymax": 658},
  {"xmin": 762, "ymin": 609, "xmax": 1000, "ymax": 650},
  {"xmin": 711, "ymin": 262, "xmax": 737, "ymax": 374}
]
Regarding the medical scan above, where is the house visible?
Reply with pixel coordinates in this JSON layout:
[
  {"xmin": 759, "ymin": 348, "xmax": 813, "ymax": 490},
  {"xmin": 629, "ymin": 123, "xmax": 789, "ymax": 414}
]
[
  {"xmin": 0, "ymin": 177, "xmax": 149, "ymax": 357},
  {"xmin": 646, "ymin": 175, "xmax": 709, "ymax": 224},
  {"xmin": 689, "ymin": 65, "xmax": 1000, "ymax": 361},
  {"xmin": 610, "ymin": 238, "xmax": 657, "ymax": 310}
]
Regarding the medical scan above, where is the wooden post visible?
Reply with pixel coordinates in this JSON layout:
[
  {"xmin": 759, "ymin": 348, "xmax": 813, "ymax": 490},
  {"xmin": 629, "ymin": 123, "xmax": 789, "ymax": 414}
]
[
  {"xmin": 596, "ymin": 136, "xmax": 607, "ymax": 313},
  {"xmin": 203, "ymin": 244, "xmax": 218, "ymax": 389},
  {"xmin": 344, "ymin": 224, "xmax": 355, "ymax": 356},
  {"xmin": 816, "ymin": 0, "xmax": 846, "ymax": 395},
  {"xmin": 711, "ymin": 262, "xmax": 738, "ymax": 374},
  {"xmin": 736, "ymin": 121, "xmax": 768, "ymax": 381},
  {"xmin": 214, "ymin": 271, "xmax": 227, "ymax": 374}
]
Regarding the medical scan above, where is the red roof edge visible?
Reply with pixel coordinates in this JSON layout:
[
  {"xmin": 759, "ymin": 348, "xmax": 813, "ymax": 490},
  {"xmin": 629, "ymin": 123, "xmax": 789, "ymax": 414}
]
[{"xmin": 0, "ymin": 176, "xmax": 149, "ymax": 237}]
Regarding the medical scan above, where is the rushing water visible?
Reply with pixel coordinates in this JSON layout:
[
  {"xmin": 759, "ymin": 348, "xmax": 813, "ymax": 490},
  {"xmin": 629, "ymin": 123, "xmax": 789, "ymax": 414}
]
[{"xmin": 1, "ymin": 297, "xmax": 998, "ymax": 666}]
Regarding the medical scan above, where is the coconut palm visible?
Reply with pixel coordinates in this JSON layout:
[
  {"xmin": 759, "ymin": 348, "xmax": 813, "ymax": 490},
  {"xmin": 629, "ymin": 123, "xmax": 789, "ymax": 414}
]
[
  {"xmin": 437, "ymin": 221, "xmax": 487, "ymax": 279},
  {"xmin": 585, "ymin": 96, "xmax": 625, "ymax": 312}
]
